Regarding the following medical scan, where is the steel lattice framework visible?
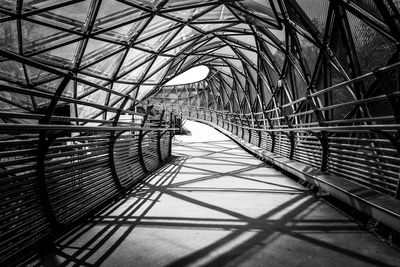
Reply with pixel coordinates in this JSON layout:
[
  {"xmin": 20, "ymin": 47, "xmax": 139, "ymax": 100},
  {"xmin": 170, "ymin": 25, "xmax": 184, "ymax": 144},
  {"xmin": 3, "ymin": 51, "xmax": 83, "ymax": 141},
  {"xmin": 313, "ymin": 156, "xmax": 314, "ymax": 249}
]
[
  {"xmin": 1, "ymin": 0, "xmax": 400, "ymax": 265},
  {"xmin": 150, "ymin": 0, "xmax": 400, "ymax": 199}
]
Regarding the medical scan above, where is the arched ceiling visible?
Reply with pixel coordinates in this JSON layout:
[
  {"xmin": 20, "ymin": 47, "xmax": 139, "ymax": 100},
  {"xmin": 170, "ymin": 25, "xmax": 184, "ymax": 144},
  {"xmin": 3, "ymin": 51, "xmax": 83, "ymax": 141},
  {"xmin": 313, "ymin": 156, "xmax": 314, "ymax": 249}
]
[{"xmin": 0, "ymin": 0, "xmax": 399, "ymax": 125}]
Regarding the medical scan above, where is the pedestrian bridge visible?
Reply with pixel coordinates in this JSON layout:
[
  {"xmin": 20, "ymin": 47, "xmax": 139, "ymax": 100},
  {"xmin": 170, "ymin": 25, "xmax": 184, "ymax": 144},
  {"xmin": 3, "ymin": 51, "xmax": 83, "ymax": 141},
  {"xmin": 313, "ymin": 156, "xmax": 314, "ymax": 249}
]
[
  {"xmin": 26, "ymin": 121, "xmax": 400, "ymax": 266},
  {"xmin": 1, "ymin": 0, "xmax": 400, "ymax": 266}
]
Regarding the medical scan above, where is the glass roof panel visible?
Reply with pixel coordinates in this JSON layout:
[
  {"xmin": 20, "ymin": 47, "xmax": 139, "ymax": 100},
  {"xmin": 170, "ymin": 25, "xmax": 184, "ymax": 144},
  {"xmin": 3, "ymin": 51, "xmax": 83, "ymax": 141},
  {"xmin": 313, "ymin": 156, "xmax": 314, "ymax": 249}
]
[
  {"xmin": 119, "ymin": 61, "xmax": 152, "ymax": 82},
  {"xmin": 0, "ymin": 21, "xmax": 18, "ymax": 53},
  {"xmin": 237, "ymin": 47, "xmax": 258, "ymax": 67},
  {"xmin": 50, "ymin": 1, "xmax": 91, "ymax": 25},
  {"xmin": 96, "ymin": 19, "xmax": 148, "ymax": 42},
  {"xmin": 136, "ymin": 16, "xmax": 178, "ymax": 41},
  {"xmin": 164, "ymin": 0, "xmax": 215, "ymax": 9},
  {"xmin": 230, "ymin": 34, "xmax": 257, "ymax": 48},
  {"xmin": 81, "ymin": 39, "xmax": 123, "ymax": 66},
  {"xmin": 194, "ymin": 4, "xmax": 237, "ymax": 22},
  {"xmin": 77, "ymin": 104, "xmax": 101, "ymax": 119},
  {"xmin": 236, "ymin": 0, "xmax": 276, "ymax": 20},
  {"xmin": 137, "ymin": 85, "xmax": 154, "ymax": 100},
  {"xmin": 26, "ymin": 65, "xmax": 59, "ymax": 85},
  {"xmin": 193, "ymin": 22, "xmax": 234, "ymax": 32},
  {"xmin": 112, "ymin": 83, "xmax": 133, "ymax": 95},
  {"xmin": 38, "ymin": 78, "xmax": 74, "ymax": 97},
  {"xmin": 95, "ymin": 0, "xmax": 145, "ymax": 29},
  {"xmin": 0, "ymin": 0, "xmax": 397, "ymax": 134},
  {"xmin": 0, "ymin": 61, "xmax": 26, "ymax": 85},
  {"xmin": 164, "ymin": 39, "xmax": 198, "ymax": 56},
  {"xmin": 0, "ymin": 12, "xmax": 9, "ymax": 19},
  {"xmin": 164, "ymin": 6, "xmax": 213, "ymax": 22},
  {"xmin": 76, "ymin": 74, "xmax": 108, "ymax": 98},
  {"xmin": 144, "ymin": 63, "xmax": 171, "ymax": 84},
  {"xmin": 82, "ymin": 50, "xmax": 125, "ymax": 78},
  {"xmin": 27, "ymin": 13, "xmax": 84, "ymax": 33},
  {"xmin": 81, "ymin": 87, "xmax": 108, "ymax": 106},
  {"xmin": 130, "ymin": 0, "xmax": 163, "ymax": 10},
  {"xmin": 0, "ymin": 92, "xmax": 33, "ymax": 111},
  {"xmin": 150, "ymin": 56, "xmax": 171, "ymax": 71},
  {"xmin": 0, "ymin": 0, "xmax": 17, "ymax": 13},
  {"xmin": 23, "ymin": 0, "xmax": 71, "ymax": 11},
  {"xmin": 118, "ymin": 48, "xmax": 153, "ymax": 76},
  {"xmin": 136, "ymin": 28, "xmax": 179, "ymax": 52},
  {"xmin": 164, "ymin": 26, "xmax": 200, "ymax": 53},
  {"xmin": 109, "ymin": 84, "xmax": 132, "ymax": 105},
  {"xmin": 32, "ymin": 42, "xmax": 80, "ymax": 67},
  {"xmin": 21, "ymin": 20, "xmax": 79, "ymax": 54}
]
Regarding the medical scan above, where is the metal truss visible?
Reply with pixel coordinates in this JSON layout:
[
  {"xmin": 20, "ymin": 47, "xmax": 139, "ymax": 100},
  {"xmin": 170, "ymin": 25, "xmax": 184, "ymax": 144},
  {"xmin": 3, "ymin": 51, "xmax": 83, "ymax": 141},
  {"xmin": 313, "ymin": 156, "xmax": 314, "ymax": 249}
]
[{"xmin": 1, "ymin": 0, "xmax": 400, "ymax": 264}]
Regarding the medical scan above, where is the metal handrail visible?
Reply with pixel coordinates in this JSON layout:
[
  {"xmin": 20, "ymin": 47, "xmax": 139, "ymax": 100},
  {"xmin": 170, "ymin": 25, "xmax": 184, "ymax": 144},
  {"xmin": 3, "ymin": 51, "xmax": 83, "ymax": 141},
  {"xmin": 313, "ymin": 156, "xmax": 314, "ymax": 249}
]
[{"xmin": 0, "ymin": 123, "xmax": 180, "ymax": 132}]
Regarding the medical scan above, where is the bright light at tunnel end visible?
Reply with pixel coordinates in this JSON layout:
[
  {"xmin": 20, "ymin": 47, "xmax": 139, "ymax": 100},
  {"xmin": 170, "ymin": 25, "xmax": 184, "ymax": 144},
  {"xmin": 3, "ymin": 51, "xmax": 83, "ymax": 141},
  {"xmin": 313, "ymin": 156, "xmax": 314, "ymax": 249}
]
[{"xmin": 165, "ymin": 65, "xmax": 210, "ymax": 86}]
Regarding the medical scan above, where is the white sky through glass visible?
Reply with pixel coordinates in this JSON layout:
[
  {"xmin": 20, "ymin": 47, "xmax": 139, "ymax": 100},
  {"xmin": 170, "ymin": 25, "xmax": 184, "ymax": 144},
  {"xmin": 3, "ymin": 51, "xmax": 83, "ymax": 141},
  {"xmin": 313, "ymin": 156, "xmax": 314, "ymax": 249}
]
[{"xmin": 165, "ymin": 65, "xmax": 209, "ymax": 86}]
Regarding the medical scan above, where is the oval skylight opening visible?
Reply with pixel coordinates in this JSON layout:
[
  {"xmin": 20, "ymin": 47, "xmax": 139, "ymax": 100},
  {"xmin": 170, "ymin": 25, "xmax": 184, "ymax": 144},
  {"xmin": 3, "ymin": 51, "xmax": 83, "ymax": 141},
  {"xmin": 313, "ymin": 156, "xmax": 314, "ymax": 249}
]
[{"xmin": 165, "ymin": 65, "xmax": 209, "ymax": 86}]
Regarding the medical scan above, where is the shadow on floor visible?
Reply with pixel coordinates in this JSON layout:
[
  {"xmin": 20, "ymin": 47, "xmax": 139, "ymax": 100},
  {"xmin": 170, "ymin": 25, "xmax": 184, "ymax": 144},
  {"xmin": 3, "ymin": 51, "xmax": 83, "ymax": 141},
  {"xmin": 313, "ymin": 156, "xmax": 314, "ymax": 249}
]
[{"xmin": 34, "ymin": 137, "xmax": 400, "ymax": 267}]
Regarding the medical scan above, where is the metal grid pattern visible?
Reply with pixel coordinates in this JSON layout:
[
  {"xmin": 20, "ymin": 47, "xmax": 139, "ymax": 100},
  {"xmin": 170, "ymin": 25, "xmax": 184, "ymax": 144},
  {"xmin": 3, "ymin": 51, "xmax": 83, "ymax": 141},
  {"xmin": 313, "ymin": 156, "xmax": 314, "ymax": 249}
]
[
  {"xmin": 1, "ymin": 0, "xmax": 400, "ymax": 264},
  {"xmin": 149, "ymin": 0, "xmax": 400, "ymax": 200}
]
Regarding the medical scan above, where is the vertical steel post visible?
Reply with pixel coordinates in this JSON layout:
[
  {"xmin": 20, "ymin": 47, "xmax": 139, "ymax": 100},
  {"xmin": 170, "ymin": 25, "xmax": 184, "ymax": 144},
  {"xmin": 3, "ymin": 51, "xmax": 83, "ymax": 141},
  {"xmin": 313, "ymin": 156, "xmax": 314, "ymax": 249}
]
[
  {"xmin": 157, "ymin": 110, "xmax": 165, "ymax": 163},
  {"xmin": 169, "ymin": 112, "xmax": 174, "ymax": 156},
  {"xmin": 36, "ymin": 73, "xmax": 73, "ymax": 227},
  {"xmin": 319, "ymin": 132, "xmax": 329, "ymax": 172},
  {"xmin": 109, "ymin": 132, "xmax": 124, "ymax": 191},
  {"xmin": 288, "ymin": 132, "xmax": 295, "ymax": 160},
  {"xmin": 138, "ymin": 112, "xmax": 149, "ymax": 174},
  {"xmin": 37, "ymin": 133, "xmax": 59, "ymax": 228},
  {"xmin": 271, "ymin": 132, "xmax": 276, "ymax": 153}
]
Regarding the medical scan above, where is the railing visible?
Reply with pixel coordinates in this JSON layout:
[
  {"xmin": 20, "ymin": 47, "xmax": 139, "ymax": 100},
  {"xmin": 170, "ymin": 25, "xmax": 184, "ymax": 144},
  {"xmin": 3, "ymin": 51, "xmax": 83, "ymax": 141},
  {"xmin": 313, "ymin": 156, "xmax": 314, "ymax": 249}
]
[
  {"xmin": 179, "ymin": 107, "xmax": 400, "ymax": 199},
  {"xmin": 0, "ymin": 112, "xmax": 178, "ymax": 265},
  {"xmin": 169, "ymin": 60, "xmax": 400, "ymax": 200}
]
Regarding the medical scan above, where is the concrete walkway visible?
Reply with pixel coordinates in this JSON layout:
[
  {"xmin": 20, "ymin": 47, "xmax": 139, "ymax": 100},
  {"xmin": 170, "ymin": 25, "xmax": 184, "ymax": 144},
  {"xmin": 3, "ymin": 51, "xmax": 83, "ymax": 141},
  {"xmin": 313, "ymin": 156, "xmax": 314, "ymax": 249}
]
[{"xmin": 40, "ymin": 120, "xmax": 400, "ymax": 267}]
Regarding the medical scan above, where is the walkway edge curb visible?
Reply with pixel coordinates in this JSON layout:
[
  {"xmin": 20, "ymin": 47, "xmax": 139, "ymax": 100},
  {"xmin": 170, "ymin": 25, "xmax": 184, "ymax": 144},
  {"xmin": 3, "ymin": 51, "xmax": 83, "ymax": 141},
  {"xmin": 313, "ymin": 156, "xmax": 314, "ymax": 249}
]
[{"xmin": 188, "ymin": 118, "xmax": 400, "ymax": 234}]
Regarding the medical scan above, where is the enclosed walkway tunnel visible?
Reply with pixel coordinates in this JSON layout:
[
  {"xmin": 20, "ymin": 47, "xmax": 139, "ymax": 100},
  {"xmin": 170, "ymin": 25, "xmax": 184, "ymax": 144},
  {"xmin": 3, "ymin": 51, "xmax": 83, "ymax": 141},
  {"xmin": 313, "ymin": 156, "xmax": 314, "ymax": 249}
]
[{"xmin": 1, "ymin": 0, "xmax": 400, "ymax": 265}]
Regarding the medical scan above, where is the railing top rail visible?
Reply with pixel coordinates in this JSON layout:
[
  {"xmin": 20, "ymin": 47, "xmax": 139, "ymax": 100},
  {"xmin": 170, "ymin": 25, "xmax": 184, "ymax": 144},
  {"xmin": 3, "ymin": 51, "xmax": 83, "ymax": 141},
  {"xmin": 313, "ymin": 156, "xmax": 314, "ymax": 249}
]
[
  {"xmin": 188, "ymin": 118, "xmax": 400, "ymax": 133},
  {"xmin": 0, "ymin": 123, "xmax": 179, "ymax": 133}
]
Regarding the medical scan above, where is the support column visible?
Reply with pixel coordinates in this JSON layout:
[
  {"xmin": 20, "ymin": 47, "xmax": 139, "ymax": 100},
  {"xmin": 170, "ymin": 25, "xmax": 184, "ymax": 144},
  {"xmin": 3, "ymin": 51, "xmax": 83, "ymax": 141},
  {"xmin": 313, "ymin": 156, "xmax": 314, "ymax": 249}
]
[
  {"xmin": 37, "ymin": 133, "xmax": 58, "ymax": 227},
  {"xmin": 109, "ymin": 132, "xmax": 124, "ymax": 191},
  {"xmin": 288, "ymin": 132, "xmax": 295, "ymax": 160},
  {"xmin": 157, "ymin": 110, "xmax": 166, "ymax": 163},
  {"xmin": 318, "ymin": 132, "xmax": 329, "ymax": 172},
  {"xmin": 138, "ymin": 113, "xmax": 149, "ymax": 174},
  {"xmin": 36, "ymin": 73, "xmax": 73, "ymax": 227},
  {"xmin": 169, "ymin": 112, "xmax": 174, "ymax": 156},
  {"xmin": 270, "ymin": 132, "xmax": 276, "ymax": 153}
]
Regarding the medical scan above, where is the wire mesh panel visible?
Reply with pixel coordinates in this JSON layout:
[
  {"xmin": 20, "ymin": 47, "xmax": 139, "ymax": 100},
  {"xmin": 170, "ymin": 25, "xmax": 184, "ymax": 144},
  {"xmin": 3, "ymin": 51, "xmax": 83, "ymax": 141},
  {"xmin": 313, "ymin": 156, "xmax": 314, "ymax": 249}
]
[
  {"xmin": 0, "ymin": 134, "xmax": 50, "ymax": 264},
  {"xmin": 0, "ymin": 123, "xmax": 175, "ymax": 264},
  {"xmin": 260, "ymin": 132, "xmax": 274, "ymax": 152},
  {"xmin": 293, "ymin": 133, "xmax": 322, "ymax": 169},
  {"xmin": 275, "ymin": 132, "xmax": 291, "ymax": 158},
  {"xmin": 216, "ymin": 113, "xmax": 222, "ymax": 127},
  {"xmin": 250, "ymin": 130, "xmax": 260, "ymax": 146},
  {"xmin": 327, "ymin": 135, "xmax": 400, "ymax": 196},
  {"xmin": 242, "ymin": 127, "xmax": 250, "ymax": 142},
  {"xmin": 114, "ymin": 131, "xmax": 146, "ymax": 187},
  {"xmin": 141, "ymin": 131, "xmax": 160, "ymax": 172},
  {"xmin": 160, "ymin": 131, "xmax": 171, "ymax": 160},
  {"xmin": 45, "ymin": 132, "xmax": 117, "ymax": 224},
  {"xmin": 205, "ymin": 110, "xmax": 211, "ymax": 121},
  {"xmin": 182, "ymin": 108, "xmax": 189, "ymax": 117}
]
